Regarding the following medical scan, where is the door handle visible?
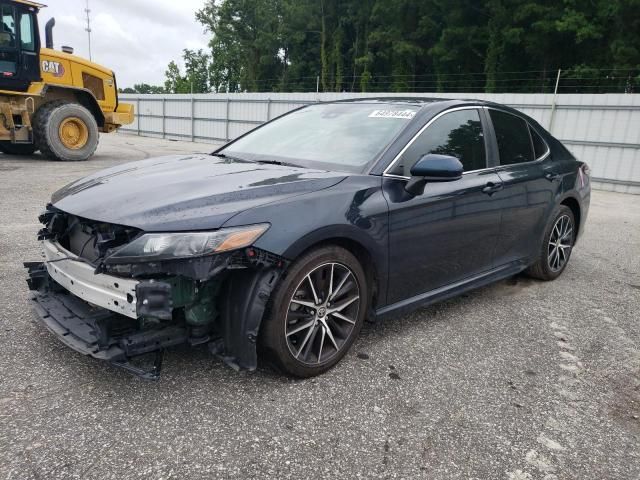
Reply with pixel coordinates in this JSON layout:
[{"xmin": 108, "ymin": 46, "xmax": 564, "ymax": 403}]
[
  {"xmin": 544, "ymin": 171, "xmax": 560, "ymax": 181},
  {"xmin": 482, "ymin": 181, "xmax": 503, "ymax": 195}
]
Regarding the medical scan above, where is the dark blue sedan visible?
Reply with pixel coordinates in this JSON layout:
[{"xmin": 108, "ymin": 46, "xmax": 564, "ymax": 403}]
[{"xmin": 26, "ymin": 98, "xmax": 590, "ymax": 378}]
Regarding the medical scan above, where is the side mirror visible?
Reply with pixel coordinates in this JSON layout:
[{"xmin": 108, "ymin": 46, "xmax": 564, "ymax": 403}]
[{"xmin": 405, "ymin": 153, "xmax": 463, "ymax": 196}]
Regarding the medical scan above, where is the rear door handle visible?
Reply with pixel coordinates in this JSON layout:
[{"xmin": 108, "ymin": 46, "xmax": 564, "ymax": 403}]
[
  {"xmin": 482, "ymin": 181, "xmax": 503, "ymax": 195},
  {"xmin": 544, "ymin": 171, "xmax": 560, "ymax": 181}
]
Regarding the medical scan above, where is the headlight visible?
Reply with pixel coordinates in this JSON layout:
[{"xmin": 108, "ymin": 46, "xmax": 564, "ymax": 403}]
[{"xmin": 106, "ymin": 224, "xmax": 269, "ymax": 263}]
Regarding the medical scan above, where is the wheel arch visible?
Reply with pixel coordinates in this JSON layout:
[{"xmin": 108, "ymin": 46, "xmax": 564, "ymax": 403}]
[
  {"xmin": 282, "ymin": 226, "xmax": 386, "ymax": 311},
  {"xmin": 559, "ymin": 195, "xmax": 581, "ymax": 239},
  {"xmin": 39, "ymin": 85, "xmax": 105, "ymax": 127},
  {"xmin": 214, "ymin": 234, "xmax": 382, "ymax": 372}
]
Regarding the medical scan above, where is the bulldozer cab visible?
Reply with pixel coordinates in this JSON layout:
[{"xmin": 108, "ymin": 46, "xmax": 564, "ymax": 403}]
[
  {"xmin": 0, "ymin": 0, "xmax": 134, "ymax": 160},
  {"xmin": 0, "ymin": 0, "xmax": 40, "ymax": 91}
]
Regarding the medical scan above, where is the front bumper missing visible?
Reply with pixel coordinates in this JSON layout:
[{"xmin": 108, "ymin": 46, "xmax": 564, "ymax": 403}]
[
  {"xmin": 25, "ymin": 244, "xmax": 286, "ymax": 379},
  {"xmin": 43, "ymin": 240, "xmax": 139, "ymax": 318},
  {"xmin": 25, "ymin": 262, "xmax": 186, "ymax": 379}
]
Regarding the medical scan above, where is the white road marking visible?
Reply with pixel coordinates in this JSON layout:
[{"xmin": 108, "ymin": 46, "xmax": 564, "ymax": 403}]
[
  {"xmin": 550, "ymin": 322, "xmax": 568, "ymax": 330},
  {"xmin": 525, "ymin": 449, "xmax": 556, "ymax": 473},
  {"xmin": 537, "ymin": 434, "xmax": 567, "ymax": 451},
  {"xmin": 559, "ymin": 351, "xmax": 579, "ymax": 362},
  {"xmin": 506, "ymin": 469, "xmax": 533, "ymax": 480}
]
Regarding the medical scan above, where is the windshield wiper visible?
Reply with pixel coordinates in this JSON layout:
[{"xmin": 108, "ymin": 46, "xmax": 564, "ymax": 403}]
[
  {"xmin": 213, "ymin": 152, "xmax": 299, "ymax": 167},
  {"xmin": 211, "ymin": 152, "xmax": 245, "ymax": 161},
  {"xmin": 253, "ymin": 159, "xmax": 299, "ymax": 167}
]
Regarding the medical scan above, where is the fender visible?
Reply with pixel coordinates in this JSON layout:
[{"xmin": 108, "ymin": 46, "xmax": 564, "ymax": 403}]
[
  {"xmin": 41, "ymin": 84, "xmax": 105, "ymax": 126},
  {"xmin": 556, "ymin": 189, "xmax": 588, "ymax": 243},
  {"xmin": 282, "ymin": 223, "xmax": 389, "ymax": 308}
]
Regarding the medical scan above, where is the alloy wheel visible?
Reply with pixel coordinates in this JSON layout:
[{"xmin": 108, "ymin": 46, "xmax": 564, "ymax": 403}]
[
  {"xmin": 285, "ymin": 262, "xmax": 361, "ymax": 365},
  {"xmin": 548, "ymin": 214, "xmax": 573, "ymax": 272}
]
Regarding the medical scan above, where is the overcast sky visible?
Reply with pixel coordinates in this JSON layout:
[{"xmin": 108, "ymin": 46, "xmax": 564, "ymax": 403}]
[{"xmin": 40, "ymin": 0, "xmax": 210, "ymax": 87}]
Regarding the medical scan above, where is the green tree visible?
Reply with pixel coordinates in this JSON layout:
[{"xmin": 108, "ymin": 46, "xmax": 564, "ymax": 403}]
[
  {"xmin": 180, "ymin": 0, "xmax": 639, "ymax": 94},
  {"xmin": 196, "ymin": 0, "xmax": 284, "ymax": 92},
  {"xmin": 164, "ymin": 61, "xmax": 187, "ymax": 93},
  {"xmin": 133, "ymin": 83, "xmax": 165, "ymax": 94}
]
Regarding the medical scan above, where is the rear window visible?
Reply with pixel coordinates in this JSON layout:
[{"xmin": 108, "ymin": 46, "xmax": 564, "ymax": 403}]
[
  {"xmin": 489, "ymin": 109, "xmax": 534, "ymax": 165},
  {"xmin": 530, "ymin": 125, "xmax": 548, "ymax": 159}
]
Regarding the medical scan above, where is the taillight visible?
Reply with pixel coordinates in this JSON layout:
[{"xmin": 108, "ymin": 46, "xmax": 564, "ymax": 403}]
[
  {"xmin": 578, "ymin": 163, "xmax": 590, "ymax": 188},
  {"xmin": 581, "ymin": 163, "xmax": 591, "ymax": 176}
]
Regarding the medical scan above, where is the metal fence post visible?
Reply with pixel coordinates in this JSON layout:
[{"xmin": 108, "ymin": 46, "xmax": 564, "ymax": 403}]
[
  {"xmin": 161, "ymin": 97, "xmax": 166, "ymax": 139},
  {"xmin": 548, "ymin": 69, "xmax": 561, "ymax": 133},
  {"xmin": 266, "ymin": 98, "xmax": 271, "ymax": 121},
  {"xmin": 225, "ymin": 97, "xmax": 230, "ymax": 141},
  {"xmin": 136, "ymin": 97, "xmax": 140, "ymax": 136},
  {"xmin": 190, "ymin": 97, "xmax": 195, "ymax": 142}
]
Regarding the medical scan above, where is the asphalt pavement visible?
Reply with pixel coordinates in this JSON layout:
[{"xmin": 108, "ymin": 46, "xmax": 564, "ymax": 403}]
[{"xmin": 0, "ymin": 133, "xmax": 638, "ymax": 479}]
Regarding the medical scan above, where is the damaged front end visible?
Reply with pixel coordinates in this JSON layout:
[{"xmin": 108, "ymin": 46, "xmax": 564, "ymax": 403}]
[{"xmin": 25, "ymin": 205, "xmax": 286, "ymax": 379}]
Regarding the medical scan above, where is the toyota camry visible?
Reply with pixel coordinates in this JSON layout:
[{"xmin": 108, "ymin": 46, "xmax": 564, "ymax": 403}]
[{"xmin": 25, "ymin": 98, "xmax": 590, "ymax": 378}]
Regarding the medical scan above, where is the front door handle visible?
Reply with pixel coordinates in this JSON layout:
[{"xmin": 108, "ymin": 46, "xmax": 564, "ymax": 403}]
[
  {"xmin": 482, "ymin": 181, "xmax": 503, "ymax": 195},
  {"xmin": 544, "ymin": 171, "xmax": 560, "ymax": 181}
]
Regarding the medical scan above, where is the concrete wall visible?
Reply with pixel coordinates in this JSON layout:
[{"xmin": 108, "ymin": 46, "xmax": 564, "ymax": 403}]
[{"xmin": 119, "ymin": 92, "xmax": 640, "ymax": 194}]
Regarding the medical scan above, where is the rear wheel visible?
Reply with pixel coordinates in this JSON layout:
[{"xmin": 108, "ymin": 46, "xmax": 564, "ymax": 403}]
[
  {"xmin": 260, "ymin": 245, "xmax": 368, "ymax": 377},
  {"xmin": 0, "ymin": 142, "xmax": 37, "ymax": 155},
  {"xmin": 526, "ymin": 205, "xmax": 575, "ymax": 280},
  {"xmin": 34, "ymin": 101, "xmax": 99, "ymax": 161}
]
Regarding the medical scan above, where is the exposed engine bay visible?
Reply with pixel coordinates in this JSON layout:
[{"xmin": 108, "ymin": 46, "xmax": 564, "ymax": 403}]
[{"xmin": 25, "ymin": 204, "xmax": 287, "ymax": 379}]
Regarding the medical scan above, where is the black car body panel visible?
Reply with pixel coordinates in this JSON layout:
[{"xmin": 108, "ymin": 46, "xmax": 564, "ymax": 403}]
[
  {"xmin": 52, "ymin": 154, "xmax": 348, "ymax": 231},
  {"xmin": 26, "ymin": 98, "xmax": 591, "ymax": 378}
]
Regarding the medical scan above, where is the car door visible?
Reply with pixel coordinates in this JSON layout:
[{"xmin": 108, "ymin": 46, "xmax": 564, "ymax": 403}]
[
  {"xmin": 382, "ymin": 107, "xmax": 504, "ymax": 305},
  {"xmin": 485, "ymin": 108, "xmax": 558, "ymax": 266}
]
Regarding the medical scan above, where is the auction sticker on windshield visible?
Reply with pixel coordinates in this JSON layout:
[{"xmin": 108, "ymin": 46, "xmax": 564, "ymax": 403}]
[{"xmin": 368, "ymin": 109, "xmax": 416, "ymax": 119}]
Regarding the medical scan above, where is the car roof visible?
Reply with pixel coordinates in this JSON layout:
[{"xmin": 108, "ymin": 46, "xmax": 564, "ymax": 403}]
[
  {"xmin": 323, "ymin": 96, "xmax": 518, "ymax": 109},
  {"xmin": 326, "ymin": 97, "xmax": 448, "ymax": 106},
  {"xmin": 322, "ymin": 96, "xmax": 525, "ymax": 112},
  {"xmin": 325, "ymin": 96, "xmax": 538, "ymax": 123}
]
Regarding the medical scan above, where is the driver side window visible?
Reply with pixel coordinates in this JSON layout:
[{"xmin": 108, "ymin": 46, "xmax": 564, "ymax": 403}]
[
  {"xmin": 0, "ymin": 5, "xmax": 15, "ymax": 47},
  {"xmin": 0, "ymin": 5, "xmax": 17, "ymax": 76},
  {"xmin": 388, "ymin": 109, "xmax": 487, "ymax": 177}
]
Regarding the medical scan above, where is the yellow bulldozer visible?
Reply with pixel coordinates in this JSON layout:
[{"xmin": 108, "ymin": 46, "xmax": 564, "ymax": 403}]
[{"xmin": 0, "ymin": 0, "xmax": 133, "ymax": 161}]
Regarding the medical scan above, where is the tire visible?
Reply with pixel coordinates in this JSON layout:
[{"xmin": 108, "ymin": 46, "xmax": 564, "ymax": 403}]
[
  {"xmin": 33, "ymin": 100, "xmax": 99, "ymax": 161},
  {"xmin": 260, "ymin": 245, "xmax": 368, "ymax": 377},
  {"xmin": 526, "ymin": 205, "xmax": 576, "ymax": 281},
  {"xmin": 0, "ymin": 142, "xmax": 37, "ymax": 155}
]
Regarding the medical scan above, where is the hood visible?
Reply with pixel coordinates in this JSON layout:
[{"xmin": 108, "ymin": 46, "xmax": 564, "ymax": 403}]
[{"xmin": 52, "ymin": 154, "xmax": 347, "ymax": 231}]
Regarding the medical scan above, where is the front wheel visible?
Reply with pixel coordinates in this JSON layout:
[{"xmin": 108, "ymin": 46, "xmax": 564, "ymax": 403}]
[
  {"xmin": 260, "ymin": 245, "xmax": 368, "ymax": 377},
  {"xmin": 526, "ymin": 205, "xmax": 575, "ymax": 281},
  {"xmin": 34, "ymin": 101, "xmax": 99, "ymax": 161}
]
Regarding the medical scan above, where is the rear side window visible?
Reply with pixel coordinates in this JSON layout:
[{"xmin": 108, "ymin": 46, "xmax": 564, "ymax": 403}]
[
  {"xmin": 530, "ymin": 126, "xmax": 548, "ymax": 159},
  {"xmin": 389, "ymin": 109, "xmax": 486, "ymax": 176},
  {"xmin": 489, "ymin": 109, "xmax": 533, "ymax": 165}
]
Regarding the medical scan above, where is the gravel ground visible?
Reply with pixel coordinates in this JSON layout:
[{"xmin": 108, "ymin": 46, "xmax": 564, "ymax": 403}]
[{"xmin": 0, "ymin": 133, "xmax": 638, "ymax": 480}]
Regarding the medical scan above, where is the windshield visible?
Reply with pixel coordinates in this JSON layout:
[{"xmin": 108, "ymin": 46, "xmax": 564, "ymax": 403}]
[{"xmin": 221, "ymin": 103, "xmax": 419, "ymax": 173}]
